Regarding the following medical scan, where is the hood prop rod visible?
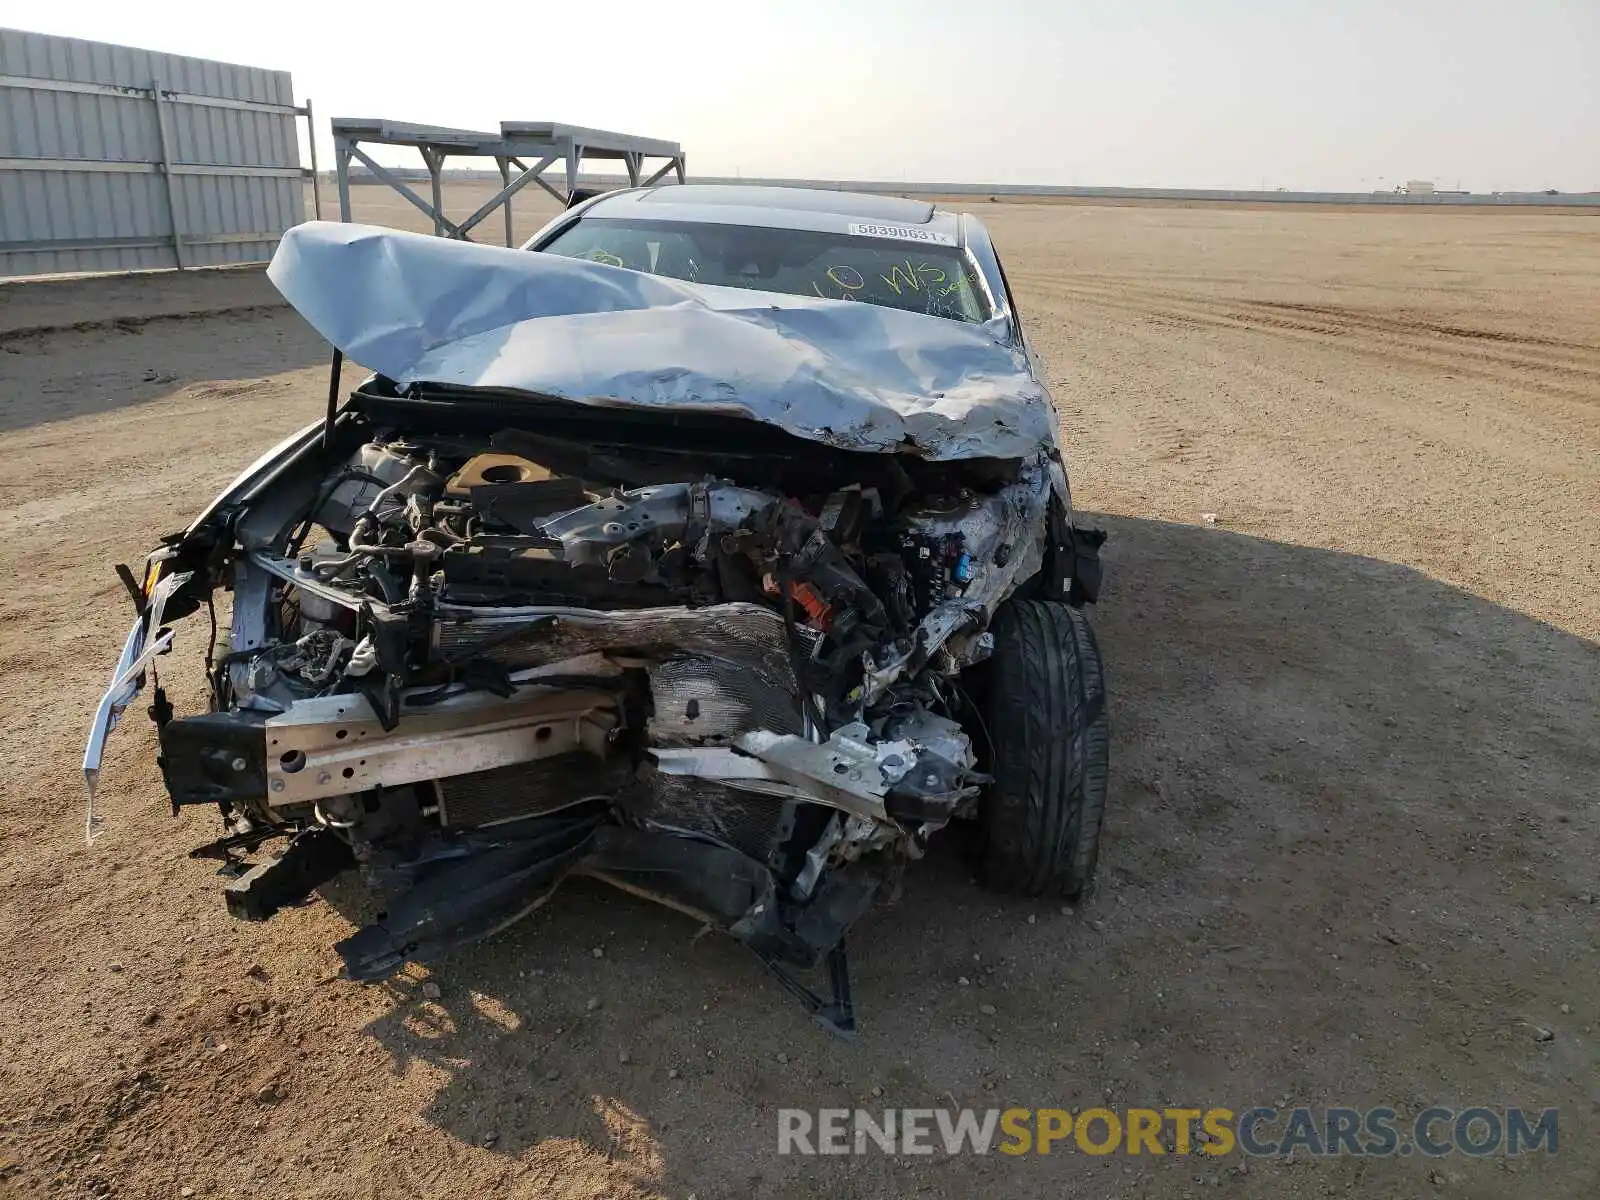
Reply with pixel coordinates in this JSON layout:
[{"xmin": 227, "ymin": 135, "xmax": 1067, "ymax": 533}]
[{"xmin": 323, "ymin": 348, "xmax": 344, "ymax": 452}]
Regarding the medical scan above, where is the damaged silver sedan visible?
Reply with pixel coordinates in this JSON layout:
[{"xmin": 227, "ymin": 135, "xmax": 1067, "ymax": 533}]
[{"xmin": 84, "ymin": 186, "xmax": 1107, "ymax": 1034}]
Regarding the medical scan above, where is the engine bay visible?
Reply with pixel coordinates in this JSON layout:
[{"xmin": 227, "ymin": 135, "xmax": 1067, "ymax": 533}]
[
  {"xmin": 254, "ymin": 425, "xmax": 1043, "ymax": 721},
  {"xmin": 104, "ymin": 391, "xmax": 1097, "ymax": 1024}
]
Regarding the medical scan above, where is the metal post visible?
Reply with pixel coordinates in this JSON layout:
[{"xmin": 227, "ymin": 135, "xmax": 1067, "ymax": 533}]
[
  {"xmin": 304, "ymin": 97, "xmax": 323, "ymax": 220},
  {"xmin": 625, "ymin": 151, "xmax": 640, "ymax": 187},
  {"xmin": 564, "ymin": 141, "xmax": 579, "ymax": 204},
  {"xmin": 423, "ymin": 146, "xmax": 445, "ymax": 236},
  {"xmin": 497, "ymin": 156, "xmax": 512, "ymax": 246},
  {"xmin": 335, "ymin": 139, "xmax": 353, "ymax": 222},
  {"xmin": 675, "ymin": 152, "xmax": 687, "ymax": 185},
  {"xmin": 150, "ymin": 76, "xmax": 187, "ymax": 269}
]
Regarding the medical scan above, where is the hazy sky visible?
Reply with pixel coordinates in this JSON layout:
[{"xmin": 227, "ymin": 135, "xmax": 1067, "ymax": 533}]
[{"xmin": 10, "ymin": 0, "xmax": 1597, "ymax": 191}]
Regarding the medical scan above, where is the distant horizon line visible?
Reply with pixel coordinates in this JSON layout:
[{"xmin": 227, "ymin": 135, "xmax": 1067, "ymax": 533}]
[{"xmin": 325, "ymin": 170, "xmax": 1600, "ymax": 207}]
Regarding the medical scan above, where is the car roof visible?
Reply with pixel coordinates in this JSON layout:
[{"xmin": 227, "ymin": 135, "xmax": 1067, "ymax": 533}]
[
  {"xmin": 576, "ymin": 184, "xmax": 965, "ymax": 244},
  {"xmin": 638, "ymin": 184, "xmax": 935, "ymax": 222}
]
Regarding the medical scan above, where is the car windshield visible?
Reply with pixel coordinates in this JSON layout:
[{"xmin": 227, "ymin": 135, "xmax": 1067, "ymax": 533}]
[{"xmin": 539, "ymin": 217, "xmax": 990, "ymax": 323}]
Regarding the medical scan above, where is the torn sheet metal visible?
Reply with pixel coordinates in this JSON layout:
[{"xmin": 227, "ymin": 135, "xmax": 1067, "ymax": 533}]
[
  {"xmin": 649, "ymin": 737, "xmax": 891, "ymax": 824},
  {"xmin": 859, "ymin": 460, "xmax": 1051, "ymax": 703},
  {"xmin": 82, "ymin": 569, "xmax": 195, "ymax": 842},
  {"xmin": 83, "ymin": 622, "xmax": 173, "ymax": 843},
  {"xmin": 267, "ymin": 222, "xmax": 1058, "ymax": 462}
]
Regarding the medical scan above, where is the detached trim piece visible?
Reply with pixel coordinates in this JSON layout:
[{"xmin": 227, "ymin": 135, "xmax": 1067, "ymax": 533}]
[{"xmin": 225, "ymin": 828, "xmax": 353, "ymax": 922}]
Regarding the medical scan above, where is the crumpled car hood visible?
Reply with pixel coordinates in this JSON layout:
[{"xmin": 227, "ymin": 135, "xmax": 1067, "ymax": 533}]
[{"xmin": 267, "ymin": 221, "xmax": 1056, "ymax": 461}]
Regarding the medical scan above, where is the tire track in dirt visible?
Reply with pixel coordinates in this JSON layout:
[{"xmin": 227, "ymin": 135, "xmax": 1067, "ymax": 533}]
[
  {"xmin": 1033, "ymin": 276, "xmax": 1600, "ymax": 478},
  {"xmin": 1014, "ymin": 261, "xmax": 1600, "ymax": 644},
  {"xmin": 1025, "ymin": 276, "xmax": 1600, "ymax": 413}
]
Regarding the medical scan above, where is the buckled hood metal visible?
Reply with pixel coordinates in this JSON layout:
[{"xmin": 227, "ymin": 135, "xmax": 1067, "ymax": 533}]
[{"xmin": 268, "ymin": 221, "xmax": 1058, "ymax": 462}]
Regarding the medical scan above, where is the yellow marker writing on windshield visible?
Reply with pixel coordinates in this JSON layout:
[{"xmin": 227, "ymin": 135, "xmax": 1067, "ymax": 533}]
[{"xmin": 880, "ymin": 260, "xmax": 949, "ymax": 295}]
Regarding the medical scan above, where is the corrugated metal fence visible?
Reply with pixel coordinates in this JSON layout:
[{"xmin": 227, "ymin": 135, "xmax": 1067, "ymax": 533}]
[{"xmin": 0, "ymin": 28, "xmax": 315, "ymax": 277}]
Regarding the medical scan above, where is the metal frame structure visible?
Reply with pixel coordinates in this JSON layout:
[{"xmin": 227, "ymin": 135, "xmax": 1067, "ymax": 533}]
[
  {"xmin": 331, "ymin": 119, "xmax": 685, "ymax": 245},
  {"xmin": 1, "ymin": 29, "xmax": 320, "ymax": 275}
]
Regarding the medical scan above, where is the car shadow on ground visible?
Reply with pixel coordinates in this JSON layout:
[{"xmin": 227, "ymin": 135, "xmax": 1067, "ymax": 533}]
[{"xmin": 342, "ymin": 513, "xmax": 1598, "ymax": 1198}]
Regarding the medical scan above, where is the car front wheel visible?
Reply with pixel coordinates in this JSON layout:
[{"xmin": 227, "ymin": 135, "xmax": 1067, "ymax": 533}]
[{"xmin": 976, "ymin": 599, "xmax": 1109, "ymax": 899}]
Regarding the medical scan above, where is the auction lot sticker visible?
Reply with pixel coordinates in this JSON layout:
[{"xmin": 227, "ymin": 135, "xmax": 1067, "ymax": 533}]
[{"xmin": 848, "ymin": 222, "xmax": 958, "ymax": 246}]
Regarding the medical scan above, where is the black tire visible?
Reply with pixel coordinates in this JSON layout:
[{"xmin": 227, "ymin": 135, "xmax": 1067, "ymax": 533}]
[{"xmin": 976, "ymin": 599, "xmax": 1109, "ymax": 899}]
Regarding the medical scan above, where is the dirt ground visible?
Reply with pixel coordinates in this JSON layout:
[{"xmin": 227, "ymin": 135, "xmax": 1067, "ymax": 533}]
[{"xmin": 1, "ymin": 188, "xmax": 1597, "ymax": 1200}]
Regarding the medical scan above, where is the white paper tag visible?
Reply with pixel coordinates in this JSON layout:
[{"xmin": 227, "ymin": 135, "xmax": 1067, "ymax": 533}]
[{"xmin": 847, "ymin": 222, "xmax": 957, "ymax": 246}]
